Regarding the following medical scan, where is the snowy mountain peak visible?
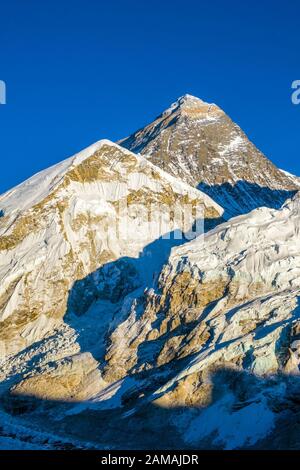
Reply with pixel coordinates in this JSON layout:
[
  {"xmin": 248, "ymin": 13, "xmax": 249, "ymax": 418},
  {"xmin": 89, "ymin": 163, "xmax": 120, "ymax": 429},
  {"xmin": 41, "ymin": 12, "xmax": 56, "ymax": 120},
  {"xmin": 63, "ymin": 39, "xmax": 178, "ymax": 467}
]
[
  {"xmin": 72, "ymin": 138, "xmax": 119, "ymax": 165},
  {"xmin": 0, "ymin": 139, "xmax": 126, "ymax": 218},
  {"xmin": 163, "ymin": 94, "xmax": 222, "ymax": 119},
  {"xmin": 119, "ymin": 98, "xmax": 300, "ymax": 218},
  {"xmin": 173, "ymin": 93, "xmax": 209, "ymax": 108},
  {"xmin": 180, "ymin": 93, "xmax": 202, "ymax": 101}
]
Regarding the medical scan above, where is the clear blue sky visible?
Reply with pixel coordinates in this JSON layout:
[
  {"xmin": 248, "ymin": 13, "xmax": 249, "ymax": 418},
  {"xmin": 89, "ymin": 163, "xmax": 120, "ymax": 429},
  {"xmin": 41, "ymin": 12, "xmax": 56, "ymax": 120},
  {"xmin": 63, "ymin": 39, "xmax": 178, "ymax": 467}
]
[{"xmin": 0, "ymin": 0, "xmax": 299, "ymax": 193}]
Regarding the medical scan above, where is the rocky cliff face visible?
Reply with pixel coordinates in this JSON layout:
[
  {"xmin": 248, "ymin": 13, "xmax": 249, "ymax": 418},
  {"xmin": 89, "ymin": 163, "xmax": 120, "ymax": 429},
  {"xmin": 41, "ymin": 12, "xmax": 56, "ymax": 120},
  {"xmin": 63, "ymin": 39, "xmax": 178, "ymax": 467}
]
[{"xmin": 119, "ymin": 94, "xmax": 300, "ymax": 218}]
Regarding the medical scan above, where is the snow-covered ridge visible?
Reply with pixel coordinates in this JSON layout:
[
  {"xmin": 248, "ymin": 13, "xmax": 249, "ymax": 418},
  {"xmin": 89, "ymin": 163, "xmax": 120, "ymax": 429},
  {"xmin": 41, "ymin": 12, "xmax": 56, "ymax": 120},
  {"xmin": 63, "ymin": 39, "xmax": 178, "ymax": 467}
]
[
  {"xmin": 0, "ymin": 140, "xmax": 110, "ymax": 215},
  {"xmin": 279, "ymin": 168, "xmax": 300, "ymax": 188},
  {"xmin": 0, "ymin": 139, "xmax": 222, "ymax": 218},
  {"xmin": 169, "ymin": 192, "xmax": 300, "ymax": 289}
]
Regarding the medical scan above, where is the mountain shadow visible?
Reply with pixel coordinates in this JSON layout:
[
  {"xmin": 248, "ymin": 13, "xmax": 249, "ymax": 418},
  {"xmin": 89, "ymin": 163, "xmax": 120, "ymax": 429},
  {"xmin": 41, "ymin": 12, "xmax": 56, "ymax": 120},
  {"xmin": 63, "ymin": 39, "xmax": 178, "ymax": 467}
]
[
  {"xmin": 3, "ymin": 363, "xmax": 300, "ymax": 450},
  {"xmin": 64, "ymin": 209, "xmax": 222, "ymax": 322},
  {"xmin": 66, "ymin": 227, "xmax": 199, "ymax": 315},
  {"xmin": 198, "ymin": 181, "xmax": 297, "ymax": 219},
  {"xmin": 63, "ymin": 224, "xmax": 214, "ymax": 362}
]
